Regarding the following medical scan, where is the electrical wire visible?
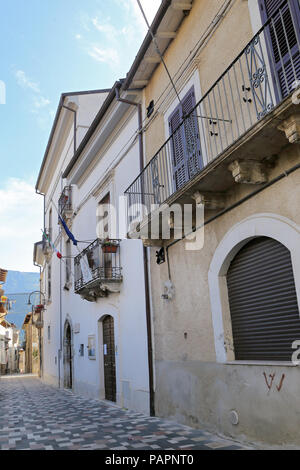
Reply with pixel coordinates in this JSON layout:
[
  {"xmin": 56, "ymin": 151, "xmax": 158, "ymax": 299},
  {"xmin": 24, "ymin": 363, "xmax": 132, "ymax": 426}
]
[
  {"xmin": 44, "ymin": 0, "xmax": 233, "ymax": 226},
  {"xmin": 136, "ymin": 0, "xmax": 182, "ymax": 106}
]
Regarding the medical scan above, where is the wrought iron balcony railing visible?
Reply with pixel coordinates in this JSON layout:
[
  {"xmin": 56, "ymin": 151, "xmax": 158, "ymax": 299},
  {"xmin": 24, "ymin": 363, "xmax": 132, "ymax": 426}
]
[
  {"xmin": 125, "ymin": 0, "xmax": 300, "ymax": 227},
  {"xmin": 58, "ymin": 186, "xmax": 72, "ymax": 222},
  {"xmin": 74, "ymin": 239, "xmax": 122, "ymax": 298}
]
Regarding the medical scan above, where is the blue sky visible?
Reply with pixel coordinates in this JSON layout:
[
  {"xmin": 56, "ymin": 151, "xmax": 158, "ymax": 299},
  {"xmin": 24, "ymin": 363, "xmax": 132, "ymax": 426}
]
[{"xmin": 0, "ymin": 0, "xmax": 160, "ymax": 272}]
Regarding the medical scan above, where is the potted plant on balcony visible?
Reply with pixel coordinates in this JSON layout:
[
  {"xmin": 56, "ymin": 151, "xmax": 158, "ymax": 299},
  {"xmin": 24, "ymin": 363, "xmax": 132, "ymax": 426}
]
[
  {"xmin": 34, "ymin": 304, "xmax": 44, "ymax": 314},
  {"xmin": 101, "ymin": 238, "xmax": 118, "ymax": 253}
]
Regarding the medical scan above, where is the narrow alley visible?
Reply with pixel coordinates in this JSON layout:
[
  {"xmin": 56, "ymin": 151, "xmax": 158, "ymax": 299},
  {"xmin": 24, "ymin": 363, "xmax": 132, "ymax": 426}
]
[{"xmin": 0, "ymin": 376, "xmax": 252, "ymax": 451}]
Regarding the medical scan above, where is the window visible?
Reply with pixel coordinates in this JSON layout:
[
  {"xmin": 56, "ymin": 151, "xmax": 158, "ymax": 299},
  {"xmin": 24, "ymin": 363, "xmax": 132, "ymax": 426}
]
[
  {"xmin": 49, "ymin": 208, "xmax": 53, "ymax": 242},
  {"xmin": 47, "ymin": 263, "xmax": 51, "ymax": 300},
  {"xmin": 47, "ymin": 325, "xmax": 51, "ymax": 342},
  {"xmin": 98, "ymin": 193, "xmax": 112, "ymax": 277},
  {"xmin": 260, "ymin": 0, "xmax": 300, "ymax": 98},
  {"xmin": 168, "ymin": 86, "xmax": 203, "ymax": 191},
  {"xmin": 97, "ymin": 193, "xmax": 110, "ymax": 238},
  {"xmin": 227, "ymin": 236, "xmax": 300, "ymax": 361},
  {"xmin": 65, "ymin": 240, "xmax": 71, "ymax": 286}
]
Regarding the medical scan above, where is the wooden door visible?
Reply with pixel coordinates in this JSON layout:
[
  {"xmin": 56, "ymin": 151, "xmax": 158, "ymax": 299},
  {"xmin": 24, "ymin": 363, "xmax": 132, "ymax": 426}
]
[{"xmin": 102, "ymin": 316, "xmax": 116, "ymax": 402}]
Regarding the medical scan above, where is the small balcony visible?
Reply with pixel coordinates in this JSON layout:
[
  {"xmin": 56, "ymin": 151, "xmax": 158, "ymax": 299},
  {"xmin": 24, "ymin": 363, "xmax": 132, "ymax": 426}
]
[
  {"xmin": 74, "ymin": 238, "xmax": 123, "ymax": 301},
  {"xmin": 125, "ymin": 0, "xmax": 300, "ymax": 243},
  {"xmin": 58, "ymin": 186, "xmax": 73, "ymax": 222}
]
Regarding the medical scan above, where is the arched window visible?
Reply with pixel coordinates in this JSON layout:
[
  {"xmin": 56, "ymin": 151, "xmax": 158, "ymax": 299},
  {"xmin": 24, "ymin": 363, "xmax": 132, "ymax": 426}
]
[{"xmin": 227, "ymin": 236, "xmax": 300, "ymax": 361}]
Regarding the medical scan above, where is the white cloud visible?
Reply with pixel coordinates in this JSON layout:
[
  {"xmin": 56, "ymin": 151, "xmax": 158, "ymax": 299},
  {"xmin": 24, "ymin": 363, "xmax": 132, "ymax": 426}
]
[
  {"xmin": 14, "ymin": 69, "xmax": 51, "ymax": 128},
  {"xmin": 78, "ymin": 0, "xmax": 161, "ymax": 67},
  {"xmin": 92, "ymin": 17, "xmax": 118, "ymax": 39},
  {"xmin": 0, "ymin": 178, "xmax": 43, "ymax": 272},
  {"xmin": 88, "ymin": 46, "xmax": 119, "ymax": 66},
  {"xmin": 15, "ymin": 70, "xmax": 40, "ymax": 94},
  {"xmin": 33, "ymin": 96, "xmax": 51, "ymax": 109},
  {"xmin": 116, "ymin": 0, "xmax": 161, "ymax": 33}
]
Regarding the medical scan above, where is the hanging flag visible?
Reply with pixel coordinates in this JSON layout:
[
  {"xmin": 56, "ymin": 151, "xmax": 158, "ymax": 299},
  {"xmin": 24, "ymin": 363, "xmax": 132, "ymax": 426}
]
[
  {"xmin": 59, "ymin": 216, "xmax": 78, "ymax": 246},
  {"xmin": 42, "ymin": 229, "xmax": 63, "ymax": 260}
]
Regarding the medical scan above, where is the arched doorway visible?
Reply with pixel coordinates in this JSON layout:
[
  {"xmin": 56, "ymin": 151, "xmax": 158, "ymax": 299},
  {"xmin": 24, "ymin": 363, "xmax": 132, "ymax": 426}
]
[
  {"xmin": 226, "ymin": 236, "xmax": 300, "ymax": 361},
  {"xmin": 208, "ymin": 214, "xmax": 300, "ymax": 363},
  {"xmin": 63, "ymin": 320, "xmax": 72, "ymax": 389},
  {"xmin": 102, "ymin": 315, "xmax": 116, "ymax": 402}
]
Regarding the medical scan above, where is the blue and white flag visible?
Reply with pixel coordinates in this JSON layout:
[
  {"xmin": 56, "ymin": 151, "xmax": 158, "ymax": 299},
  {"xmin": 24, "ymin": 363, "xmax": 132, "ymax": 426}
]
[{"xmin": 59, "ymin": 216, "xmax": 78, "ymax": 246}]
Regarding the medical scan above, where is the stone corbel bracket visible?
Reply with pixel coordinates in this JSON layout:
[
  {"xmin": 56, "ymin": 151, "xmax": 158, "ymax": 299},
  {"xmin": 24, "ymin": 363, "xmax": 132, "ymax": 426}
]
[
  {"xmin": 192, "ymin": 190, "xmax": 226, "ymax": 210},
  {"xmin": 228, "ymin": 159, "xmax": 268, "ymax": 184},
  {"xmin": 278, "ymin": 114, "xmax": 300, "ymax": 144}
]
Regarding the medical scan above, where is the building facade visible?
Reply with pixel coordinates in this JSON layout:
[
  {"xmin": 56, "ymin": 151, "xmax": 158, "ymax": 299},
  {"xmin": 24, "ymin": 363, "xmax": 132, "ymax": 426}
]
[
  {"xmin": 123, "ymin": 0, "xmax": 300, "ymax": 446},
  {"xmin": 35, "ymin": 87, "xmax": 151, "ymax": 413},
  {"xmin": 22, "ymin": 313, "xmax": 40, "ymax": 375},
  {"xmin": 33, "ymin": 0, "xmax": 300, "ymax": 447},
  {"xmin": 0, "ymin": 319, "xmax": 20, "ymax": 375}
]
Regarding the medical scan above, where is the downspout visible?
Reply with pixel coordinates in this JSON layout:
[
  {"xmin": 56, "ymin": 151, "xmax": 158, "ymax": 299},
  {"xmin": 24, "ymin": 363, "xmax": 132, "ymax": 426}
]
[
  {"xmin": 115, "ymin": 83, "xmax": 155, "ymax": 416},
  {"xmin": 59, "ymin": 103, "xmax": 76, "ymax": 388},
  {"xmin": 35, "ymin": 189, "xmax": 45, "ymax": 379}
]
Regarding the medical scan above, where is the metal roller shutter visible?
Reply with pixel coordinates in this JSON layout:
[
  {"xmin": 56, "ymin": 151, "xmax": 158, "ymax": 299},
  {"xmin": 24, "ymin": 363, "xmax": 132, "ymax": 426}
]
[{"xmin": 227, "ymin": 236, "xmax": 300, "ymax": 361}]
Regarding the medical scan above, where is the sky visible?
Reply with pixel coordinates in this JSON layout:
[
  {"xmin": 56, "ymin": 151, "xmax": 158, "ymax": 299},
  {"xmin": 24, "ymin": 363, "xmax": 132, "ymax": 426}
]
[{"xmin": 0, "ymin": 0, "xmax": 161, "ymax": 272}]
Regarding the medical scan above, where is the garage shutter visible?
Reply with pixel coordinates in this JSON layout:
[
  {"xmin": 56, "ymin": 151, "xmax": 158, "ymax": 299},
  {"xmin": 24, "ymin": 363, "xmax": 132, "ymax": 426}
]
[{"xmin": 227, "ymin": 237, "xmax": 300, "ymax": 361}]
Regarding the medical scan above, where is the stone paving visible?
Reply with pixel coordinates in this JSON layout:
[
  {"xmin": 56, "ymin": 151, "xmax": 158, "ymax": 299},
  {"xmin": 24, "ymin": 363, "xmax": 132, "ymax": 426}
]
[{"xmin": 0, "ymin": 376, "xmax": 253, "ymax": 450}]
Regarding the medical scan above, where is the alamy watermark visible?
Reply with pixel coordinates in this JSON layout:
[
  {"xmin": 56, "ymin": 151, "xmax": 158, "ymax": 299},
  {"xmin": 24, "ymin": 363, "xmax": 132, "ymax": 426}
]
[
  {"xmin": 0, "ymin": 80, "xmax": 6, "ymax": 104},
  {"xmin": 96, "ymin": 196, "xmax": 205, "ymax": 251}
]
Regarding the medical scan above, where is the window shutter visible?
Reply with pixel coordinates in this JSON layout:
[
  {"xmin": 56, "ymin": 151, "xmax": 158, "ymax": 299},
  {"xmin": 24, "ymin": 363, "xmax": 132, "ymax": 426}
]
[
  {"xmin": 227, "ymin": 237, "xmax": 300, "ymax": 361},
  {"xmin": 182, "ymin": 89, "xmax": 203, "ymax": 179},
  {"xmin": 169, "ymin": 105, "xmax": 188, "ymax": 190},
  {"xmin": 168, "ymin": 86, "xmax": 202, "ymax": 191},
  {"xmin": 261, "ymin": 0, "xmax": 300, "ymax": 98}
]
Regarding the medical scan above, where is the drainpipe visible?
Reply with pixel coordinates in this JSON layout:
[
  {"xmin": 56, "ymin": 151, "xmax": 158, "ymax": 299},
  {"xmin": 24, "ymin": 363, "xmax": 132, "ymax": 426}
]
[
  {"xmin": 115, "ymin": 83, "xmax": 155, "ymax": 416},
  {"xmin": 35, "ymin": 189, "xmax": 45, "ymax": 380}
]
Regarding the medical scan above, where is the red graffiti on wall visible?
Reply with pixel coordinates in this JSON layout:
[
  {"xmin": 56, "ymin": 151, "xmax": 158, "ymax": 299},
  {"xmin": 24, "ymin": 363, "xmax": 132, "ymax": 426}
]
[{"xmin": 263, "ymin": 372, "xmax": 285, "ymax": 392}]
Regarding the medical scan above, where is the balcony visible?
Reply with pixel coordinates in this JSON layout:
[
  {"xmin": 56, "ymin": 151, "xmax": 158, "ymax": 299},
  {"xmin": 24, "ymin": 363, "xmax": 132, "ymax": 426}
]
[
  {"xmin": 74, "ymin": 238, "xmax": 122, "ymax": 301},
  {"xmin": 125, "ymin": 0, "xmax": 300, "ymax": 243},
  {"xmin": 58, "ymin": 186, "xmax": 73, "ymax": 223}
]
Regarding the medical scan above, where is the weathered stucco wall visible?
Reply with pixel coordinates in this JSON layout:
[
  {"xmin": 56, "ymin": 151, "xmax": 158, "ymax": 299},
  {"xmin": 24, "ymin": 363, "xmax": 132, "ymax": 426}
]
[
  {"xmin": 143, "ymin": 0, "xmax": 253, "ymax": 165},
  {"xmin": 150, "ymin": 142, "xmax": 300, "ymax": 446}
]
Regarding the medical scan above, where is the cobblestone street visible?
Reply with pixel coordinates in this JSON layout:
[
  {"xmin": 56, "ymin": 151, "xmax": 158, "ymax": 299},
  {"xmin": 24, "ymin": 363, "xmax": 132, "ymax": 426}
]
[{"xmin": 0, "ymin": 376, "xmax": 254, "ymax": 451}]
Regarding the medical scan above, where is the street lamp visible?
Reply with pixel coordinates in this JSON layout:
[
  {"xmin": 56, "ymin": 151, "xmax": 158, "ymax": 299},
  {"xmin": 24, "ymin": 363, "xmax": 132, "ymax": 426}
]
[{"xmin": 27, "ymin": 290, "xmax": 46, "ymax": 307}]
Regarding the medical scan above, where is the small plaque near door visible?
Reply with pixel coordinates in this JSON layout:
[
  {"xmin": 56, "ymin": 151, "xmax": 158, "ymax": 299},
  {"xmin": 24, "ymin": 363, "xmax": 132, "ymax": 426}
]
[{"xmin": 103, "ymin": 344, "xmax": 107, "ymax": 355}]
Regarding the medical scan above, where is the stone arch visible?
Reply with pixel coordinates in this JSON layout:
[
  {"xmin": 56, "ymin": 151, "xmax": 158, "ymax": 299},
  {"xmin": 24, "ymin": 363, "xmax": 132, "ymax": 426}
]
[
  {"xmin": 208, "ymin": 213, "xmax": 300, "ymax": 362},
  {"xmin": 63, "ymin": 316, "xmax": 73, "ymax": 388}
]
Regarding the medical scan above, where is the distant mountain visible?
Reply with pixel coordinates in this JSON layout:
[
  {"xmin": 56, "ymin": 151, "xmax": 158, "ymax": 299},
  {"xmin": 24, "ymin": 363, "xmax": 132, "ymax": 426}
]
[
  {"xmin": 4, "ymin": 270, "xmax": 40, "ymax": 294},
  {"xmin": 3, "ymin": 271, "xmax": 40, "ymax": 337}
]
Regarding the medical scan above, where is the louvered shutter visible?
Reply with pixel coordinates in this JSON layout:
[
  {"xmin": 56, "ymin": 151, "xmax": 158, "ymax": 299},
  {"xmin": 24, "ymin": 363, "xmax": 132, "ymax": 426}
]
[
  {"xmin": 227, "ymin": 237, "xmax": 300, "ymax": 361},
  {"xmin": 261, "ymin": 0, "xmax": 300, "ymax": 98},
  {"xmin": 182, "ymin": 89, "xmax": 203, "ymax": 179},
  {"xmin": 169, "ymin": 105, "xmax": 188, "ymax": 190},
  {"xmin": 168, "ymin": 87, "xmax": 202, "ymax": 191}
]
